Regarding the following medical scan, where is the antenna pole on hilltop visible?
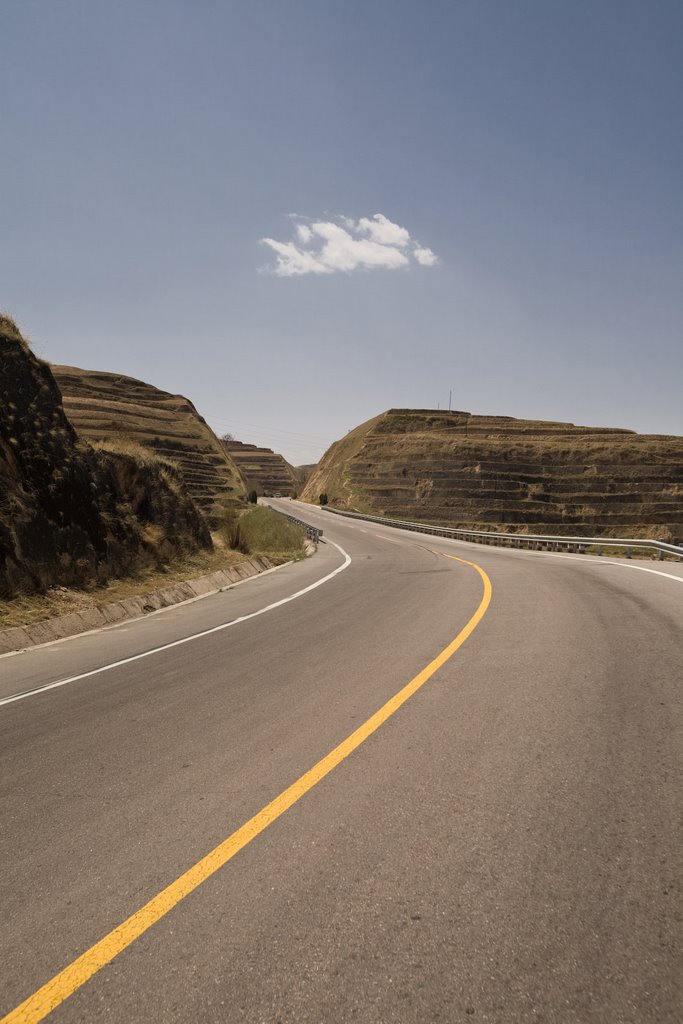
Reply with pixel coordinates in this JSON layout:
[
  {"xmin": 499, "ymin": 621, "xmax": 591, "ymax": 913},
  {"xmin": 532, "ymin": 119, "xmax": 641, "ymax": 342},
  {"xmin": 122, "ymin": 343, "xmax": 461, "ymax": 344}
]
[{"xmin": 448, "ymin": 389, "xmax": 452, "ymax": 412}]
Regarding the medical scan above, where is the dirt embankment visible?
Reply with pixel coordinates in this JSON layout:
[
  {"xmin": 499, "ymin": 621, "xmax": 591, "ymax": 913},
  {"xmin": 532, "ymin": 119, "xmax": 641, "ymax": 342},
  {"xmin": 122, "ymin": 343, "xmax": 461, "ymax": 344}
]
[
  {"xmin": 0, "ymin": 318, "xmax": 211, "ymax": 600},
  {"xmin": 52, "ymin": 365, "xmax": 247, "ymax": 522},
  {"xmin": 301, "ymin": 408, "xmax": 683, "ymax": 541}
]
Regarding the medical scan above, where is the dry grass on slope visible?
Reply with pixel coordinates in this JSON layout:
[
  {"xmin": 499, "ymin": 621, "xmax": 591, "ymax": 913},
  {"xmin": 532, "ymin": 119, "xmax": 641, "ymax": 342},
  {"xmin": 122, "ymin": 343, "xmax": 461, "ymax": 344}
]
[
  {"xmin": 300, "ymin": 411, "xmax": 385, "ymax": 510},
  {"xmin": 302, "ymin": 409, "xmax": 683, "ymax": 541},
  {"xmin": 52, "ymin": 364, "xmax": 247, "ymax": 522},
  {"xmin": 0, "ymin": 541, "xmax": 247, "ymax": 629}
]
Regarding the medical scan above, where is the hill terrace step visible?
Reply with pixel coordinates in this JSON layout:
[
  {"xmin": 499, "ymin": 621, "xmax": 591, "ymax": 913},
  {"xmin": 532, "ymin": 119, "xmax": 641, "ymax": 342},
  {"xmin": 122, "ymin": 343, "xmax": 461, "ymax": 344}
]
[
  {"xmin": 53, "ymin": 365, "xmax": 248, "ymax": 522},
  {"xmin": 223, "ymin": 440, "xmax": 298, "ymax": 496},
  {"xmin": 301, "ymin": 408, "xmax": 683, "ymax": 543},
  {"xmin": 361, "ymin": 483, "xmax": 682, "ymax": 505}
]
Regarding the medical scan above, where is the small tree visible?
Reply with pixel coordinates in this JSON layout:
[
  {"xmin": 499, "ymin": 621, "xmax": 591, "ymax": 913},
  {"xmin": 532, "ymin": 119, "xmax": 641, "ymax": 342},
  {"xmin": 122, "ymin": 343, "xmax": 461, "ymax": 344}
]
[
  {"xmin": 319, "ymin": 492, "xmax": 328, "ymax": 506},
  {"xmin": 248, "ymin": 489, "xmax": 258, "ymax": 504}
]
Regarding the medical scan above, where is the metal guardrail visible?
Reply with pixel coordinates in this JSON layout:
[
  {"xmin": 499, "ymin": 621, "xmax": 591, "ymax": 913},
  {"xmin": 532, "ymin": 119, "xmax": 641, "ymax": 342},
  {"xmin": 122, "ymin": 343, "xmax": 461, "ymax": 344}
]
[
  {"xmin": 271, "ymin": 508, "xmax": 323, "ymax": 543},
  {"xmin": 321, "ymin": 507, "xmax": 683, "ymax": 561}
]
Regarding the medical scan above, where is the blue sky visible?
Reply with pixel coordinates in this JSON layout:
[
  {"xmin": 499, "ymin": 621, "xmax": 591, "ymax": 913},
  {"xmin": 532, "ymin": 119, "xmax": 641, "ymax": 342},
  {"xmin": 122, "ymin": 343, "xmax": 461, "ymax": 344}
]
[{"xmin": 2, "ymin": 0, "xmax": 682, "ymax": 463}]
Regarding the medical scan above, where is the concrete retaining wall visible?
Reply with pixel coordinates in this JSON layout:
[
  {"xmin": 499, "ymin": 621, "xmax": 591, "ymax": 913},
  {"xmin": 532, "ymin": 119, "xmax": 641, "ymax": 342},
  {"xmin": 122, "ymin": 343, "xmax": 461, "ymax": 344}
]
[{"xmin": 0, "ymin": 557, "xmax": 274, "ymax": 656}]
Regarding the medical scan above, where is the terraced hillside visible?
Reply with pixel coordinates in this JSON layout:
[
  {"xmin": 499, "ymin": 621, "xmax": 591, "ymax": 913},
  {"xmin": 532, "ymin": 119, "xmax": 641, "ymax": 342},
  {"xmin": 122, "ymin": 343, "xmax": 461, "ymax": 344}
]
[
  {"xmin": 53, "ymin": 366, "xmax": 247, "ymax": 520},
  {"xmin": 1, "ymin": 319, "xmax": 210, "ymax": 599},
  {"xmin": 223, "ymin": 440, "xmax": 298, "ymax": 496},
  {"xmin": 301, "ymin": 409, "xmax": 683, "ymax": 541}
]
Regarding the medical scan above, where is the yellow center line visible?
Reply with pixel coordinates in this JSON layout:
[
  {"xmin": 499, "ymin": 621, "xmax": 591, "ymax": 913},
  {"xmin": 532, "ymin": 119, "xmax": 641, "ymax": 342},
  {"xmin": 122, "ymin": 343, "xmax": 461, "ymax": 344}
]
[{"xmin": 2, "ymin": 553, "xmax": 492, "ymax": 1024}]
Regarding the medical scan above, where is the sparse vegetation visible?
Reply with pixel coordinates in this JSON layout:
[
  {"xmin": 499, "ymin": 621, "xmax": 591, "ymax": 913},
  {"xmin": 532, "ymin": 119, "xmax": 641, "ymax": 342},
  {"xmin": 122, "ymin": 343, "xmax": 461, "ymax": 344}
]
[
  {"xmin": 0, "ymin": 321, "xmax": 319, "ymax": 632},
  {"xmin": 0, "ymin": 313, "xmax": 27, "ymax": 348},
  {"xmin": 301, "ymin": 409, "xmax": 683, "ymax": 541},
  {"xmin": 52, "ymin": 364, "xmax": 248, "ymax": 524},
  {"xmin": 0, "ymin": 321, "xmax": 212, "ymax": 601},
  {"xmin": 0, "ymin": 544, "xmax": 247, "ymax": 629},
  {"xmin": 212, "ymin": 496, "xmax": 240, "ymax": 548},
  {"xmin": 233, "ymin": 506, "xmax": 306, "ymax": 561}
]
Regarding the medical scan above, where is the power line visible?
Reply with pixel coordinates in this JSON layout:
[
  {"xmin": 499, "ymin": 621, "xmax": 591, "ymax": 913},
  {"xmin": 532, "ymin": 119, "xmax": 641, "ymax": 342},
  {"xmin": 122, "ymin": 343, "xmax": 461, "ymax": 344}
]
[{"xmin": 203, "ymin": 412, "xmax": 334, "ymax": 446}]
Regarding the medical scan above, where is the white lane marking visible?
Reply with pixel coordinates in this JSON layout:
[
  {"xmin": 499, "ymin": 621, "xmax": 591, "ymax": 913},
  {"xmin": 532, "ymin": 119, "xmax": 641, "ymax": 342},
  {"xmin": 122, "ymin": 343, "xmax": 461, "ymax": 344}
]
[
  {"xmin": 0, "ymin": 560, "xmax": 293, "ymax": 662},
  {"xmin": 601, "ymin": 561, "xmax": 683, "ymax": 583},
  {"xmin": 542, "ymin": 551, "xmax": 683, "ymax": 582},
  {"xmin": 0, "ymin": 541, "xmax": 352, "ymax": 708}
]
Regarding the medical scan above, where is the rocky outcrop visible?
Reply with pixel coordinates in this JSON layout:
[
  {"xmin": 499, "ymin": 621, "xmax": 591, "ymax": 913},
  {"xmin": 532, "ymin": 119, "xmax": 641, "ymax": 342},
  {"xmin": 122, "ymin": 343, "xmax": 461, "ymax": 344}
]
[
  {"xmin": 52, "ymin": 365, "xmax": 247, "ymax": 522},
  {"xmin": 301, "ymin": 409, "xmax": 683, "ymax": 541},
  {"xmin": 0, "ymin": 318, "xmax": 211, "ymax": 599}
]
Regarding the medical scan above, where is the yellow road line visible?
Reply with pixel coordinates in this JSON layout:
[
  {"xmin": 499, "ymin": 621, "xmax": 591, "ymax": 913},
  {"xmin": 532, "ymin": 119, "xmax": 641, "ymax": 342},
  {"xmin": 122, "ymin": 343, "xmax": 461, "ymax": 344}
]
[{"xmin": 2, "ymin": 554, "xmax": 492, "ymax": 1024}]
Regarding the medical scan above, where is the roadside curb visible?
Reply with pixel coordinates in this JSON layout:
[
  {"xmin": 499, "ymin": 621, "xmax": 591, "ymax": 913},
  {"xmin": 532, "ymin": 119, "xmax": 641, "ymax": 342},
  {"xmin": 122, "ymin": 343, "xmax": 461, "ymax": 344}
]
[{"xmin": 0, "ymin": 557, "xmax": 274, "ymax": 656}]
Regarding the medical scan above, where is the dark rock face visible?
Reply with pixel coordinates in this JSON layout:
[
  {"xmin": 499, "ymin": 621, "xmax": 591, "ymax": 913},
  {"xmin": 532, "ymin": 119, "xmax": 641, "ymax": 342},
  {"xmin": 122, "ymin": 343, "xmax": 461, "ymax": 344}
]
[{"xmin": 0, "ymin": 319, "xmax": 211, "ymax": 599}]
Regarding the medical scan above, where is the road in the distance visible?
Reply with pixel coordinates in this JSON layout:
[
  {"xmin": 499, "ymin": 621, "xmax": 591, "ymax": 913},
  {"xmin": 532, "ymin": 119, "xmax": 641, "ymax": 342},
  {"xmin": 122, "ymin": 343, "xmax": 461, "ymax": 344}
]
[{"xmin": 1, "ymin": 500, "xmax": 681, "ymax": 1023}]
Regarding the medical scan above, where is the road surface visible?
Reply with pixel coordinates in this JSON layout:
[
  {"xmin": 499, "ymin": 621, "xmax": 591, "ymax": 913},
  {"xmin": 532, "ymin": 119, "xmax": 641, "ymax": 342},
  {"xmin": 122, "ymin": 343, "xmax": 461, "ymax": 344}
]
[{"xmin": 1, "ymin": 500, "xmax": 681, "ymax": 1023}]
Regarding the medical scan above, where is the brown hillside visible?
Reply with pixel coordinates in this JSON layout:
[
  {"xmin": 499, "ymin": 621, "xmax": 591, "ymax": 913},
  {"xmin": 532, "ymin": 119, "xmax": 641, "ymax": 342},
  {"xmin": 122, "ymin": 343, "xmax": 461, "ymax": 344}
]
[
  {"xmin": 1, "ymin": 319, "xmax": 210, "ymax": 599},
  {"xmin": 301, "ymin": 409, "xmax": 683, "ymax": 541},
  {"xmin": 52, "ymin": 365, "xmax": 247, "ymax": 521},
  {"xmin": 294, "ymin": 464, "xmax": 316, "ymax": 490},
  {"xmin": 223, "ymin": 440, "xmax": 298, "ymax": 496}
]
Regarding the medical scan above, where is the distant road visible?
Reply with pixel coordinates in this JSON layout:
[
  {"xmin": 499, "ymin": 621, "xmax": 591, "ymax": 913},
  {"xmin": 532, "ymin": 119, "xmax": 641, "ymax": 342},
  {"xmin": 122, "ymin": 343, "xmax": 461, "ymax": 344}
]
[{"xmin": 1, "ymin": 501, "xmax": 681, "ymax": 1023}]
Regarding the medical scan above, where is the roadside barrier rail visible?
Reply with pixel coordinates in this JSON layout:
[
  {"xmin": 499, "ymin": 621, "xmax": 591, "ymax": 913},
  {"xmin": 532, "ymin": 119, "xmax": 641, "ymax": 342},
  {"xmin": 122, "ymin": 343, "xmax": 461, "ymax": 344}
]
[
  {"xmin": 271, "ymin": 508, "xmax": 323, "ymax": 543},
  {"xmin": 321, "ymin": 507, "xmax": 683, "ymax": 561}
]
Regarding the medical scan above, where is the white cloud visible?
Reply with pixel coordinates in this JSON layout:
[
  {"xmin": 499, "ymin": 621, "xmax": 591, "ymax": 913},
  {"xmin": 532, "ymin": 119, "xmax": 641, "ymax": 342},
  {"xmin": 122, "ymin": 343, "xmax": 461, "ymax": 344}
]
[
  {"xmin": 260, "ymin": 213, "xmax": 438, "ymax": 277},
  {"xmin": 260, "ymin": 238, "xmax": 331, "ymax": 276},
  {"xmin": 357, "ymin": 213, "xmax": 411, "ymax": 248},
  {"xmin": 309, "ymin": 220, "xmax": 409, "ymax": 272},
  {"xmin": 296, "ymin": 224, "xmax": 313, "ymax": 243},
  {"xmin": 414, "ymin": 246, "xmax": 438, "ymax": 267}
]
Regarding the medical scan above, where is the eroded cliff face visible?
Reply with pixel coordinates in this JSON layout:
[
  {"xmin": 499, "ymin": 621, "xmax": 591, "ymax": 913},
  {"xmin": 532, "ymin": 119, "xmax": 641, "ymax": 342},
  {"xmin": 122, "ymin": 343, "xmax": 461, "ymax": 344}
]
[
  {"xmin": 301, "ymin": 409, "xmax": 683, "ymax": 541},
  {"xmin": 0, "ymin": 318, "xmax": 211, "ymax": 599}
]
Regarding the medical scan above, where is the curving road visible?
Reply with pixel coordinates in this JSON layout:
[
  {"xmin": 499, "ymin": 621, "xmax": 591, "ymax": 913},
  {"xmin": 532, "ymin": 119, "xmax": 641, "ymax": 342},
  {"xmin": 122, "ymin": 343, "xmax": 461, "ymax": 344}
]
[{"xmin": 1, "ymin": 500, "xmax": 681, "ymax": 1023}]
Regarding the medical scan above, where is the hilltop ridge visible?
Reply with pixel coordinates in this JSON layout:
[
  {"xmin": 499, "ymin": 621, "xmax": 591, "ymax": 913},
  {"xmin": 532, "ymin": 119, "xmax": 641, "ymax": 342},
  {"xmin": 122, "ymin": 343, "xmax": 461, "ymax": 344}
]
[{"xmin": 301, "ymin": 408, "xmax": 683, "ymax": 541}]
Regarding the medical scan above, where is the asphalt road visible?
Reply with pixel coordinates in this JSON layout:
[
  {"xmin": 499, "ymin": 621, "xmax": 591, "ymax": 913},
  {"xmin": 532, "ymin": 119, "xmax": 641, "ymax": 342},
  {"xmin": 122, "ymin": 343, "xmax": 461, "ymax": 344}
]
[{"xmin": 1, "ymin": 500, "xmax": 681, "ymax": 1023}]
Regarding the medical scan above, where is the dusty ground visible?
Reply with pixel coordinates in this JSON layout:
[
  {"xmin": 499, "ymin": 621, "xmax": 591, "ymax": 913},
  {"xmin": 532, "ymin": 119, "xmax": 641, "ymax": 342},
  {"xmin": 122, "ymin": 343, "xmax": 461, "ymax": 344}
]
[{"xmin": 0, "ymin": 541, "xmax": 249, "ymax": 630}]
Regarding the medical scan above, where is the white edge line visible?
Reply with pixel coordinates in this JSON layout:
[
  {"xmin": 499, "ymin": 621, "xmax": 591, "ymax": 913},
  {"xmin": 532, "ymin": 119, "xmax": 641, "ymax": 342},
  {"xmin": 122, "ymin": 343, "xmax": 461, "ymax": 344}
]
[
  {"xmin": 0, "ymin": 541, "xmax": 352, "ymax": 708},
  {"xmin": 0, "ymin": 561, "xmax": 293, "ymax": 662},
  {"xmin": 541, "ymin": 551, "xmax": 683, "ymax": 582},
  {"xmin": 601, "ymin": 561, "xmax": 683, "ymax": 582}
]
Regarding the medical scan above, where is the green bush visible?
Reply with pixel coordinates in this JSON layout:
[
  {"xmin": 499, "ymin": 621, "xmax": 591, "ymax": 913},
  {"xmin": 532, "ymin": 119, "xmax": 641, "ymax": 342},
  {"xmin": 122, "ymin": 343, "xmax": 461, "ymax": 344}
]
[
  {"xmin": 319, "ymin": 492, "xmax": 328, "ymax": 506},
  {"xmin": 248, "ymin": 489, "xmax": 258, "ymax": 504},
  {"xmin": 234, "ymin": 506, "xmax": 306, "ymax": 560}
]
